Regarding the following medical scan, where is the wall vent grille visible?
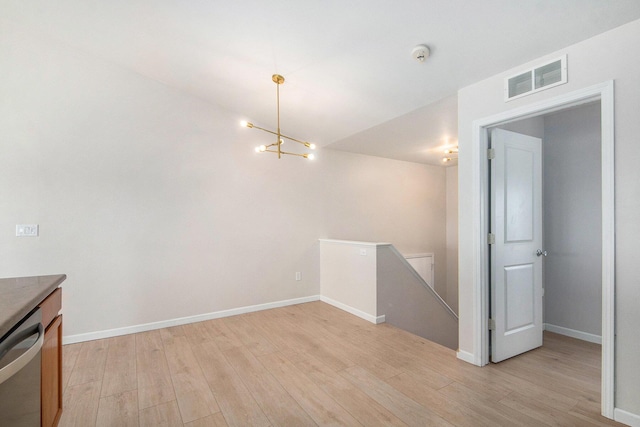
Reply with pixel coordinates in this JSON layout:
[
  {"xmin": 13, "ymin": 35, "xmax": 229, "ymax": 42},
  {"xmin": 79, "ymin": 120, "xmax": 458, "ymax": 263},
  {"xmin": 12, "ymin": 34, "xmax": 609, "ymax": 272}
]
[{"xmin": 505, "ymin": 55, "xmax": 567, "ymax": 102}]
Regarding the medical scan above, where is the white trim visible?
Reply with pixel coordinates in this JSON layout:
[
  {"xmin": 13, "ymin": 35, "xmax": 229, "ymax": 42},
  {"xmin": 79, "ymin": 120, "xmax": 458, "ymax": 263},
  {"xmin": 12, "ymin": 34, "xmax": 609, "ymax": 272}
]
[
  {"xmin": 614, "ymin": 408, "xmax": 640, "ymax": 427},
  {"xmin": 403, "ymin": 252, "xmax": 434, "ymax": 259},
  {"xmin": 470, "ymin": 80, "xmax": 615, "ymax": 418},
  {"xmin": 320, "ymin": 295, "xmax": 386, "ymax": 324},
  {"xmin": 470, "ymin": 119, "xmax": 490, "ymax": 368},
  {"xmin": 543, "ymin": 323, "xmax": 602, "ymax": 344},
  {"xmin": 600, "ymin": 81, "xmax": 616, "ymax": 419},
  {"xmin": 318, "ymin": 239, "xmax": 391, "ymax": 247},
  {"xmin": 63, "ymin": 295, "xmax": 321, "ymax": 345},
  {"xmin": 456, "ymin": 350, "xmax": 476, "ymax": 364}
]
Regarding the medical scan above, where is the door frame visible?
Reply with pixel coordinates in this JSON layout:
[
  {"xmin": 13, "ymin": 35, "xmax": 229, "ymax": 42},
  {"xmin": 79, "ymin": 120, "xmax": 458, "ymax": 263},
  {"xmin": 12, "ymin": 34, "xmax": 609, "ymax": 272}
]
[{"xmin": 468, "ymin": 80, "xmax": 615, "ymax": 417}]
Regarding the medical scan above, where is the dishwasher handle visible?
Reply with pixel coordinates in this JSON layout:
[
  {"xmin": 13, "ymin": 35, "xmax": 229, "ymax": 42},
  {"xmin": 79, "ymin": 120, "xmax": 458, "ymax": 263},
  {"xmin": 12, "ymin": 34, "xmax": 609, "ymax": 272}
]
[{"xmin": 0, "ymin": 323, "xmax": 44, "ymax": 385}]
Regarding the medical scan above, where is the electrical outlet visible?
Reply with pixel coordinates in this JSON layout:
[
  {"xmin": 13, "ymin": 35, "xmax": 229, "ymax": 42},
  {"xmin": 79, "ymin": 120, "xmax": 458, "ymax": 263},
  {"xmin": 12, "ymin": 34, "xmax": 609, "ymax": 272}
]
[
  {"xmin": 16, "ymin": 224, "xmax": 39, "ymax": 237},
  {"xmin": 295, "ymin": 272, "xmax": 301, "ymax": 281}
]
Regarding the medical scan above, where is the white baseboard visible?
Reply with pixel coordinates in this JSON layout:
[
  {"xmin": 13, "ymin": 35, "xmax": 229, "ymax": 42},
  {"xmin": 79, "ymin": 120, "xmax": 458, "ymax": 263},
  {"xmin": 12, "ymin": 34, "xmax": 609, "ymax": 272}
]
[
  {"xmin": 544, "ymin": 323, "xmax": 602, "ymax": 344},
  {"xmin": 456, "ymin": 350, "xmax": 480, "ymax": 365},
  {"xmin": 319, "ymin": 296, "xmax": 385, "ymax": 324},
  {"xmin": 615, "ymin": 408, "xmax": 640, "ymax": 427},
  {"xmin": 63, "ymin": 295, "xmax": 321, "ymax": 345}
]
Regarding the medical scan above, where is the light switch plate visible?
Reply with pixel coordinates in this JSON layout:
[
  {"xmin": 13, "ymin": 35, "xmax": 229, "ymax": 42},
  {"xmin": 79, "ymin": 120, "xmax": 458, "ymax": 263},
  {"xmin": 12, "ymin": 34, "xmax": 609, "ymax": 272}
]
[{"xmin": 16, "ymin": 224, "xmax": 39, "ymax": 237}]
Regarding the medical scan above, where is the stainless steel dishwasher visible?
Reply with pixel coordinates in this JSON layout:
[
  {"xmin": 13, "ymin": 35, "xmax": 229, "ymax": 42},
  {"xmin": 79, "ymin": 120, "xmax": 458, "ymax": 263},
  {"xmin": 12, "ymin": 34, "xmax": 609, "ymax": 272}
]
[{"xmin": 0, "ymin": 308, "xmax": 44, "ymax": 426}]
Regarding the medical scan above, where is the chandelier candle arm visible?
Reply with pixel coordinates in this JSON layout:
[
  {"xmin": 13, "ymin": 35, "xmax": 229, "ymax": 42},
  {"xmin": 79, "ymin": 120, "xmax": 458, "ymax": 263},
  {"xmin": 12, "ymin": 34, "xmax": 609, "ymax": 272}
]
[
  {"xmin": 246, "ymin": 123, "xmax": 315, "ymax": 147},
  {"xmin": 263, "ymin": 148, "xmax": 314, "ymax": 159}
]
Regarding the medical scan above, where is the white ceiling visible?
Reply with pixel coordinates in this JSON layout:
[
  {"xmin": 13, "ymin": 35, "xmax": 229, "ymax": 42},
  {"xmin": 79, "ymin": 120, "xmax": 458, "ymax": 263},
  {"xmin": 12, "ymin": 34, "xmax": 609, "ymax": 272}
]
[{"xmin": 3, "ymin": 1, "xmax": 640, "ymax": 165}]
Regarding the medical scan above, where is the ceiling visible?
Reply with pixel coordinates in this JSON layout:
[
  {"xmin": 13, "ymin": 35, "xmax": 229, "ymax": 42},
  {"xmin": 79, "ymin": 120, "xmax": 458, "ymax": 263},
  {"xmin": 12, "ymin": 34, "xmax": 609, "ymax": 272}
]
[{"xmin": 3, "ymin": 1, "xmax": 640, "ymax": 165}]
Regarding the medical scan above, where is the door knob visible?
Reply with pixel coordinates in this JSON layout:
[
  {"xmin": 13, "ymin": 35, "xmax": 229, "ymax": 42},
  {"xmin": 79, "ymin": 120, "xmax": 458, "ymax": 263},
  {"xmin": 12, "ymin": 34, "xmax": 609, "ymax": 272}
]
[{"xmin": 536, "ymin": 249, "xmax": 547, "ymax": 257}]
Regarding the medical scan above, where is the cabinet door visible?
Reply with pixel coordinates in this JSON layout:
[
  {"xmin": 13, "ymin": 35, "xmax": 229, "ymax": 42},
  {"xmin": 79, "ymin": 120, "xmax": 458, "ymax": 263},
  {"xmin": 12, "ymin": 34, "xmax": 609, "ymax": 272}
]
[{"xmin": 42, "ymin": 315, "xmax": 62, "ymax": 427}]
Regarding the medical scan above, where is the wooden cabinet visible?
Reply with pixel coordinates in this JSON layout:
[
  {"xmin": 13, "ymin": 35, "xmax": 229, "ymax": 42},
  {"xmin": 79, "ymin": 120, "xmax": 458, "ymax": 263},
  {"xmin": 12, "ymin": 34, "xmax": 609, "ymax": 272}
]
[{"xmin": 39, "ymin": 288, "xmax": 63, "ymax": 427}]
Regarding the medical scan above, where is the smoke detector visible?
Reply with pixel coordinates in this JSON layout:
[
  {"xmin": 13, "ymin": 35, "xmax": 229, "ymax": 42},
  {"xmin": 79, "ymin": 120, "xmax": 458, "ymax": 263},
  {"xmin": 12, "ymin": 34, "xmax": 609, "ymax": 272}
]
[{"xmin": 411, "ymin": 44, "xmax": 430, "ymax": 63}]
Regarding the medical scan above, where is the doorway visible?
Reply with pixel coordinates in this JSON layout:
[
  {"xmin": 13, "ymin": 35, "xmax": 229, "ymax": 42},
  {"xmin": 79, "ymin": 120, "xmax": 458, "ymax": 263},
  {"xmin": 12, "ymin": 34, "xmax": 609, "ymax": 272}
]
[
  {"xmin": 468, "ymin": 81, "xmax": 615, "ymax": 417},
  {"xmin": 488, "ymin": 101, "xmax": 602, "ymax": 363}
]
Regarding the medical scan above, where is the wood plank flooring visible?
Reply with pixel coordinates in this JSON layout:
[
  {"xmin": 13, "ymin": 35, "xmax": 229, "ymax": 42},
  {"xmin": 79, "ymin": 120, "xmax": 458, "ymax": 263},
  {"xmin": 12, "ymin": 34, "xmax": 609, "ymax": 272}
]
[{"xmin": 59, "ymin": 302, "xmax": 624, "ymax": 426}]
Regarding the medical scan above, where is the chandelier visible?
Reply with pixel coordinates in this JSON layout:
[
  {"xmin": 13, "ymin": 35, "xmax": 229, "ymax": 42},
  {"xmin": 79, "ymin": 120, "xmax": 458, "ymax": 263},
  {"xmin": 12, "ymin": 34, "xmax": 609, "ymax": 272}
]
[
  {"xmin": 442, "ymin": 146, "xmax": 458, "ymax": 163},
  {"xmin": 241, "ymin": 74, "xmax": 316, "ymax": 160}
]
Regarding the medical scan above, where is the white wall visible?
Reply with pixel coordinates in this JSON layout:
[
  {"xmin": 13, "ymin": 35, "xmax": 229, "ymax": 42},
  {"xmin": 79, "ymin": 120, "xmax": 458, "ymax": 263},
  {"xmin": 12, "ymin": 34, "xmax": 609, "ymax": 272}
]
[
  {"xmin": 322, "ymin": 150, "xmax": 448, "ymax": 298},
  {"xmin": 319, "ymin": 240, "xmax": 380, "ymax": 322},
  {"xmin": 458, "ymin": 19, "xmax": 640, "ymax": 416},
  {"xmin": 445, "ymin": 166, "xmax": 458, "ymax": 313},
  {"xmin": 0, "ymin": 19, "xmax": 447, "ymax": 341},
  {"xmin": 543, "ymin": 103, "xmax": 602, "ymax": 337}
]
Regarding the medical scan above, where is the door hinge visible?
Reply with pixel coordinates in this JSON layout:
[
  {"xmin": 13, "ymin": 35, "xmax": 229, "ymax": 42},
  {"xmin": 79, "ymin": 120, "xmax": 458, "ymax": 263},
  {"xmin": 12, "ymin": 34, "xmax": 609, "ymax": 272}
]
[
  {"xmin": 488, "ymin": 233, "xmax": 495, "ymax": 245},
  {"xmin": 487, "ymin": 148, "xmax": 496, "ymax": 160},
  {"xmin": 488, "ymin": 318, "xmax": 496, "ymax": 330}
]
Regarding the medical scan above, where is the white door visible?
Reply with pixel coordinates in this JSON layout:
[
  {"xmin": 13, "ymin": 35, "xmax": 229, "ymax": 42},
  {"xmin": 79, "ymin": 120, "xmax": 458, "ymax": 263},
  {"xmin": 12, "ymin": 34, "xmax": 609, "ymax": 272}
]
[
  {"xmin": 490, "ymin": 128, "xmax": 543, "ymax": 363},
  {"xmin": 405, "ymin": 254, "xmax": 434, "ymax": 290}
]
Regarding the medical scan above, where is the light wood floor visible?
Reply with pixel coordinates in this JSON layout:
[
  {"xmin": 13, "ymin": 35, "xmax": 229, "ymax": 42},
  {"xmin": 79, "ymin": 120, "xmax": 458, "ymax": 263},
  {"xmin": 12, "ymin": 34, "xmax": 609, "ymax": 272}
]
[{"xmin": 59, "ymin": 302, "xmax": 623, "ymax": 426}]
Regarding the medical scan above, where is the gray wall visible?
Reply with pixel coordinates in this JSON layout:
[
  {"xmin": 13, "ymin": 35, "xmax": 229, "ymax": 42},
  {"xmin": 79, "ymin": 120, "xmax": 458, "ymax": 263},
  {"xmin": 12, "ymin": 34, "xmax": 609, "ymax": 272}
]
[
  {"xmin": 445, "ymin": 166, "xmax": 458, "ymax": 313},
  {"xmin": 377, "ymin": 245, "xmax": 458, "ymax": 350},
  {"xmin": 495, "ymin": 106, "xmax": 602, "ymax": 338},
  {"xmin": 498, "ymin": 116, "xmax": 545, "ymax": 139},
  {"xmin": 543, "ymin": 103, "xmax": 602, "ymax": 336}
]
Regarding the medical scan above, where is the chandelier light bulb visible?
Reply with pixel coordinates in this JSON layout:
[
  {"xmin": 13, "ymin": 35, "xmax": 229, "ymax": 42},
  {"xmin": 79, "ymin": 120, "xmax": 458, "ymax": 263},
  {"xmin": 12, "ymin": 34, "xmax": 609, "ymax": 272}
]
[
  {"xmin": 306, "ymin": 153, "xmax": 315, "ymax": 160},
  {"xmin": 309, "ymin": 143, "xmax": 316, "ymax": 150},
  {"xmin": 442, "ymin": 145, "xmax": 458, "ymax": 163}
]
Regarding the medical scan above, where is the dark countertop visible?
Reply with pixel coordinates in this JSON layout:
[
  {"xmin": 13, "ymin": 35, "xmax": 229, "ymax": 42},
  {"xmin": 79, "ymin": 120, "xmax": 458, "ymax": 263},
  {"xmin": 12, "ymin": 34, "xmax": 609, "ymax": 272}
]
[{"xmin": 0, "ymin": 274, "xmax": 66, "ymax": 340}]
